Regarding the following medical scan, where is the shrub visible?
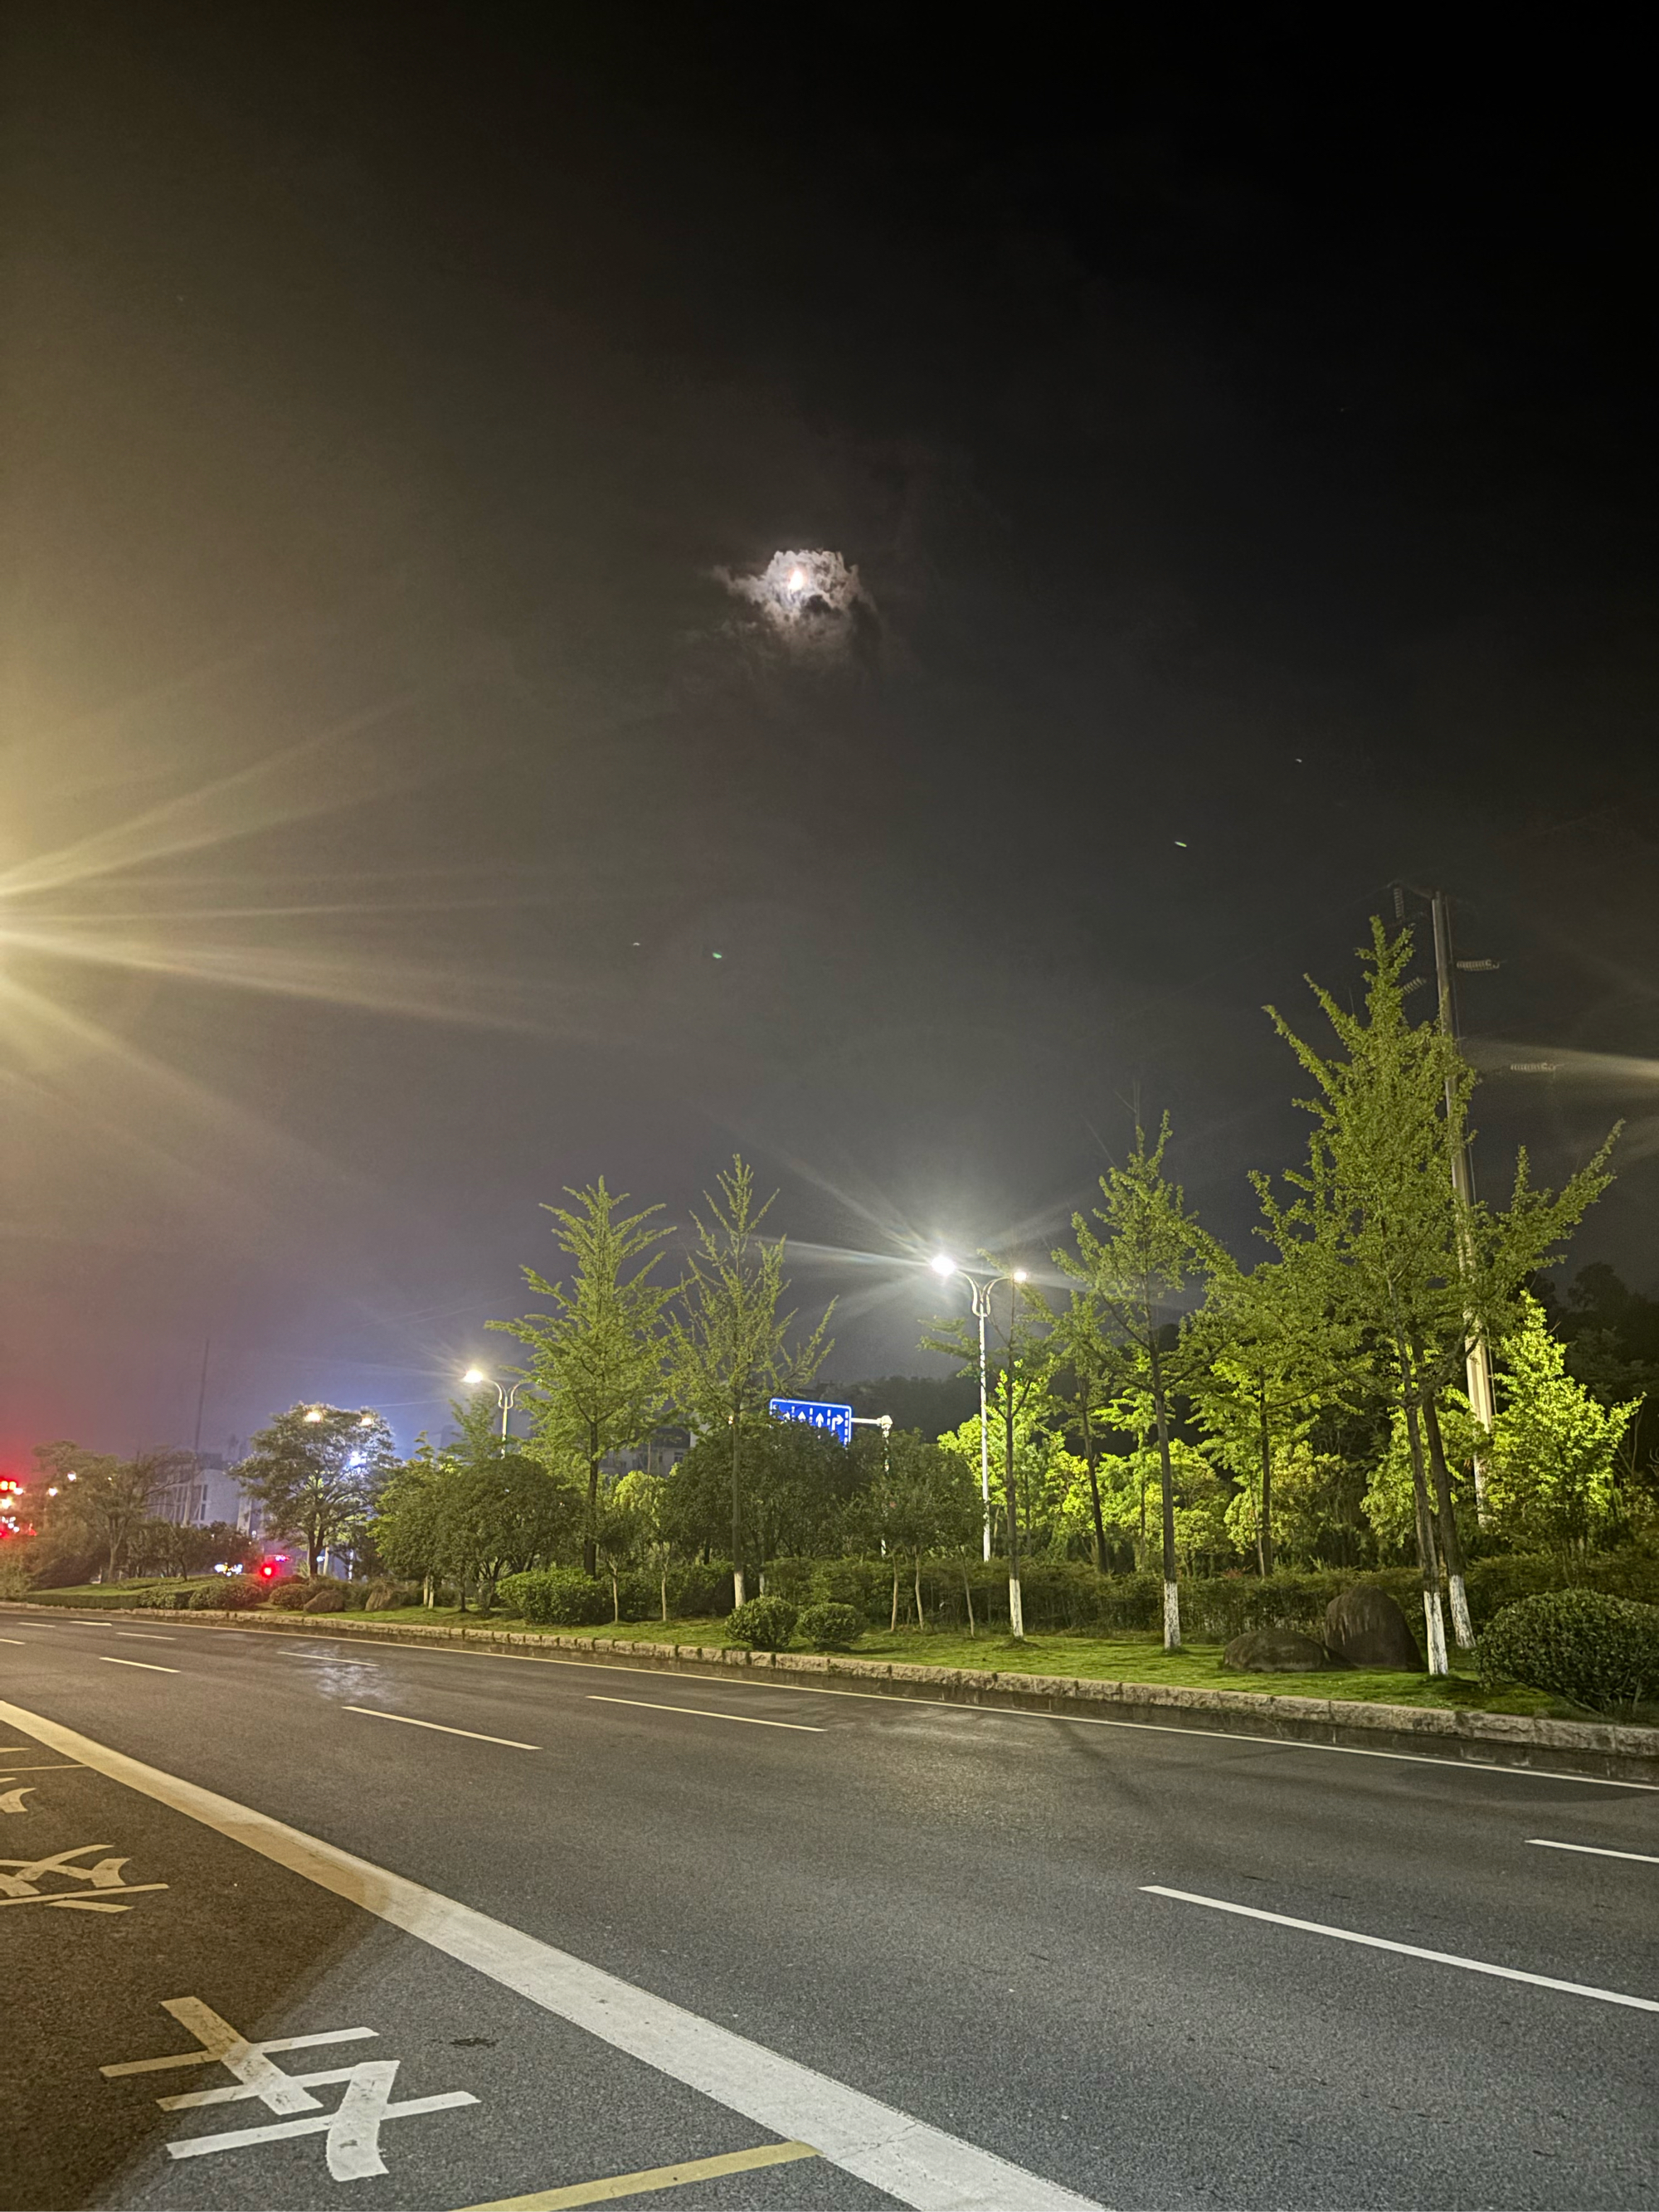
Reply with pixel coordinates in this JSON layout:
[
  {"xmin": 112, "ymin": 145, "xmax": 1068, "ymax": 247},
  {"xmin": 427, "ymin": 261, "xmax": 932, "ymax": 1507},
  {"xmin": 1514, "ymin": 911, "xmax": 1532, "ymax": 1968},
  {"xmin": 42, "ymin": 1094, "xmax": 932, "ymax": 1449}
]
[
  {"xmin": 507, "ymin": 1569, "xmax": 612, "ymax": 1626},
  {"xmin": 365, "ymin": 1579, "xmax": 421, "ymax": 1612},
  {"xmin": 268, "ymin": 1580, "xmax": 314, "ymax": 1611},
  {"xmin": 303, "ymin": 1583, "xmax": 348, "ymax": 1613},
  {"xmin": 340, "ymin": 1582, "xmax": 368, "ymax": 1609},
  {"xmin": 664, "ymin": 1563, "xmax": 735, "ymax": 1617},
  {"xmin": 1478, "ymin": 1589, "xmax": 1659, "ymax": 1719},
  {"xmin": 796, "ymin": 1601, "xmax": 863, "ymax": 1650},
  {"xmin": 726, "ymin": 1596, "xmax": 799, "ymax": 1650}
]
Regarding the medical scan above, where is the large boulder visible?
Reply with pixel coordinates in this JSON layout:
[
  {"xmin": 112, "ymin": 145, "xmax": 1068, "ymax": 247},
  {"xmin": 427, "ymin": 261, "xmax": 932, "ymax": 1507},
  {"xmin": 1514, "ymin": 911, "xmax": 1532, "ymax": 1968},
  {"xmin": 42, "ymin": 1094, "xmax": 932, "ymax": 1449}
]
[
  {"xmin": 1324, "ymin": 1585, "xmax": 1425, "ymax": 1671},
  {"xmin": 1222, "ymin": 1626, "xmax": 1349, "ymax": 1673}
]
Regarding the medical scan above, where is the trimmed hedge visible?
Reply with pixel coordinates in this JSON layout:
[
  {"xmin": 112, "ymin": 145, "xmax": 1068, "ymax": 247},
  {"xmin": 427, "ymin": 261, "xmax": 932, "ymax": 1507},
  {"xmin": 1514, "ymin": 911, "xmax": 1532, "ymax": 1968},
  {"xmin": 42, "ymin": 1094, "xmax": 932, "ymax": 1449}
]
[
  {"xmin": 726, "ymin": 1597, "xmax": 799, "ymax": 1651},
  {"xmin": 497, "ymin": 1569, "xmax": 612, "ymax": 1626},
  {"xmin": 796, "ymin": 1601, "xmax": 864, "ymax": 1650},
  {"xmin": 1479, "ymin": 1590, "xmax": 1659, "ymax": 1719},
  {"xmin": 758, "ymin": 1551, "xmax": 1659, "ymax": 1642}
]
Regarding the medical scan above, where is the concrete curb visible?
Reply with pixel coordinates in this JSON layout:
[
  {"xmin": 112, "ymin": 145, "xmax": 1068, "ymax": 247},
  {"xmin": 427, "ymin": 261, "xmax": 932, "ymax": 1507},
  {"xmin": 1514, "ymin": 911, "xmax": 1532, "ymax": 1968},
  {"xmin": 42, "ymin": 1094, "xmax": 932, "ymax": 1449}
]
[{"xmin": 12, "ymin": 1602, "xmax": 1658, "ymax": 1784}]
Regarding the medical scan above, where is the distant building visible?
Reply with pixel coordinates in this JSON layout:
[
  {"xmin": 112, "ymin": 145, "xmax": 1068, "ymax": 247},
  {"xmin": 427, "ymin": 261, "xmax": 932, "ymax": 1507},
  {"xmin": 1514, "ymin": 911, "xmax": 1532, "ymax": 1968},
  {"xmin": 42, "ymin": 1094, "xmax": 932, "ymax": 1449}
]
[
  {"xmin": 153, "ymin": 1448, "xmax": 246, "ymax": 1531},
  {"xmin": 600, "ymin": 1427, "xmax": 688, "ymax": 1480}
]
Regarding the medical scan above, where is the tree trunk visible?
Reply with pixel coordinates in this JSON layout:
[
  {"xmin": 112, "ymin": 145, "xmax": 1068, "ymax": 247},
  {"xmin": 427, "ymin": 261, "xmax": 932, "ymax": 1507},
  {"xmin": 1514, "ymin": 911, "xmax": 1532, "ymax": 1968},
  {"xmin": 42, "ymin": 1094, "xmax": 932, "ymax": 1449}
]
[
  {"xmin": 890, "ymin": 1563, "xmax": 900, "ymax": 1632},
  {"xmin": 1258, "ymin": 1386, "xmax": 1274, "ymax": 1578},
  {"xmin": 1005, "ymin": 1383, "xmax": 1024, "ymax": 1640},
  {"xmin": 1148, "ymin": 1338, "xmax": 1181, "ymax": 1650},
  {"xmin": 1403, "ymin": 1398, "xmax": 1448, "ymax": 1675},
  {"xmin": 584, "ymin": 1426, "xmax": 601, "ymax": 1579},
  {"xmin": 1082, "ymin": 1403, "xmax": 1109, "ymax": 1575},
  {"xmin": 962, "ymin": 1566, "xmax": 975, "ymax": 1638},
  {"xmin": 1423, "ymin": 1396, "xmax": 1475, "ymax": 1648},
  {"xmin": 610, "ymin": 1564, "xmax": 620, "ymax": 1622},
  {"xmin": 660, "ymin": 1571, "xmax": 669, "ymax": 1623},
  {"xmin": 730, "ymin": 1411, "xmax": 745, "ymax": 1610},
  {"xmin": 914, "ymin": 1553, "xmax": 925, "ymax": 1634}
]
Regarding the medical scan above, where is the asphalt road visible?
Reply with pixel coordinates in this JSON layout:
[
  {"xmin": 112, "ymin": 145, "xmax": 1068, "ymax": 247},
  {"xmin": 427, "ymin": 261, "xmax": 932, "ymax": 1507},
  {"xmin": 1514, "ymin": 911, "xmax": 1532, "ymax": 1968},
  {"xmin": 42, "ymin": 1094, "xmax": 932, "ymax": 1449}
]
[{"xmin": 2, "ymin": 1608, "xmax": 1655, "ymax": 2212}]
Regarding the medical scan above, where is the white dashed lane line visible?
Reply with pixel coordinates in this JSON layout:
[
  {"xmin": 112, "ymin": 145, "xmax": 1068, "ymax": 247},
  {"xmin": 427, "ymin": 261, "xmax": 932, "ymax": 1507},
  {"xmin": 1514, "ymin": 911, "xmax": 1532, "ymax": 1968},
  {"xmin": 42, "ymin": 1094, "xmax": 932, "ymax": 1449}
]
[
  {"xmin": 587, "ymin": 1694, "xmax": 824, "ymax": 1733},
  {"xmin": 342, "ymin": 1706, "xmax": 540, "ymax": 1750},
  {"xmin": 98, "ymin": 1657, "xmax": 179, "ymax": 1674},
  {"xmin": 1143, "ymin": 1885, "xmax": 1659, "ymax": 2011},
  {"xmin": 1529, "ymin": 1839, "xmax": 1659, "ymax": 1865}
]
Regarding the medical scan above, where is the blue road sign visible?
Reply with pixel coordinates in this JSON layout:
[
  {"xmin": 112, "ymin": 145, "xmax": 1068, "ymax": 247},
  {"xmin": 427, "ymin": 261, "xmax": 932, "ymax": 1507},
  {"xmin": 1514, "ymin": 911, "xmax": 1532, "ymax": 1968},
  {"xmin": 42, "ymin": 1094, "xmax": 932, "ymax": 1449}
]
[{"xmin": 768, "ymin": 1398, "xmax": 854, "ymax": 1448}]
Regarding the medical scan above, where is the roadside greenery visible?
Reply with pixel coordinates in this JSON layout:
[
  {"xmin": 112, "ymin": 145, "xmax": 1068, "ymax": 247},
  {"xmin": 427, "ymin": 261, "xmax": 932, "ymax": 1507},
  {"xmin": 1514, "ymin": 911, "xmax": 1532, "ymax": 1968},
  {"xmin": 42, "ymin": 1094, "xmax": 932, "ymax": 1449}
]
[{"xmin": 12, "ymin": 928, "xmax": 1652, "ymax": 1693}]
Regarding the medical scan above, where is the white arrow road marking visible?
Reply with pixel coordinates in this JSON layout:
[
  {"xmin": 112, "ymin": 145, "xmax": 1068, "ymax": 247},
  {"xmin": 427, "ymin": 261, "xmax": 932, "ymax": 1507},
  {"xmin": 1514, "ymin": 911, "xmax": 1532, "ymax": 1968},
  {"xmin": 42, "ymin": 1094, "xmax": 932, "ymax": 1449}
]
[
  {"xmin": 1143, "ymin": 1885, "xmax": 1659, "ymax": 2011},
  {"xmin": 9, "ymin": 1698, "xmax": 1107, "ymax": 2212},
  {"xmin": 0, "ymin": 1781, "xmax": 36, "ymax": 1814}
]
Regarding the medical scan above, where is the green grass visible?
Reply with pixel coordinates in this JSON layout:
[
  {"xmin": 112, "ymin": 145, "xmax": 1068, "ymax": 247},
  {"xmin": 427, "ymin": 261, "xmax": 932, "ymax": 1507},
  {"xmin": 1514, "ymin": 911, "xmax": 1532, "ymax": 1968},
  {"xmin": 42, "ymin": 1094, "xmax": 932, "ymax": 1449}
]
[{"xmin": 331, "ymin": 1604, "xmax": 1570, "ymax": 1718}]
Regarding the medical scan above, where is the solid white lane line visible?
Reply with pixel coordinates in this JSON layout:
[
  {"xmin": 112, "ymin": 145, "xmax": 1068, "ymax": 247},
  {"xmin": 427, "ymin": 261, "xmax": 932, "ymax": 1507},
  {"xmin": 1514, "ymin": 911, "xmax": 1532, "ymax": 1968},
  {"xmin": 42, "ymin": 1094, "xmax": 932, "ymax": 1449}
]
[
  {"xmin": 98, "ymin": 1656, "xmax": 179, "ymax": 1674},
  {"xmin": 0, "ymin": 1699, "xmax": 1107, "ymax": 2212},
  {"xmin": 1529, "ymin": 1839, "xmax": 1659, "ymax": 1865},
  {"xmin": 1143, "ymin": 1885, "xmax": 1659, "ymax": 2012},
  {"xmin": 0, "ymin": 1638, "xmax": 27, "ymax": 1645},
  {"xmin": 587, "ymin": 1695, "xmax": 824, "ymax": 1733},
  {"xmin": 343, "ymin": 1706, "xmax": 540, "ymax": 1750},
  {"xmin": 115, "ymin": 1632, "xmax": 177, "ymax": 1641}
]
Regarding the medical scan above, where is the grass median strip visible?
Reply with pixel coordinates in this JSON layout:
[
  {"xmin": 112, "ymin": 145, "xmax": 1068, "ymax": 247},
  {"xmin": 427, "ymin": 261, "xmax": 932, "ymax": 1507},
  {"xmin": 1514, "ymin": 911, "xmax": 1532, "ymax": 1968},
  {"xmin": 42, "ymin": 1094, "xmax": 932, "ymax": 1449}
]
[
  {"xmin": 343, "ymin": 1705, "xmax": 540, "ymax": 1749},
  {"xmin": 586, "ymin": 1695, "xmax": 824, "ymax": 1733},
  {"xmin": 453, "ymin": 2140, "xmax": 820, "ymax": 2210},
  {"xmin": 1528, "ymin": 1839, "xmax": 1659, "ymax": 1864},
  {"xmin": 1143, "ymin": 1884, "xmax": 1659, "ymax": 2011}
]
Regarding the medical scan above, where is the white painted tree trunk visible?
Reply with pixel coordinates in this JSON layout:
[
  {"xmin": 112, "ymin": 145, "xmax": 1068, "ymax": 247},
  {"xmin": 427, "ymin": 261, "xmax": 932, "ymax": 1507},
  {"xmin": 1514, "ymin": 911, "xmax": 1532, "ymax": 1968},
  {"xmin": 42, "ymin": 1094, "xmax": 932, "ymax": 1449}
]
[
  {"xmin": 1163, "ymin": 1578, "xmax": 1181, "ymax": 1651},
  {"xmin": 1447, "ymin": 1571, "xmax": 1475, "ymax": 1650},
  {"xmin": 732, "ymin": 1566, "xmax": 746, "ymax": 1609},
  {"xmin": 1008, "ymin": 1575, "xmax": 1024, "ymax": 1639},
  {"xmin": 1422, "ymin": 1588, "xmax": 1449, "ymax": 1675}
]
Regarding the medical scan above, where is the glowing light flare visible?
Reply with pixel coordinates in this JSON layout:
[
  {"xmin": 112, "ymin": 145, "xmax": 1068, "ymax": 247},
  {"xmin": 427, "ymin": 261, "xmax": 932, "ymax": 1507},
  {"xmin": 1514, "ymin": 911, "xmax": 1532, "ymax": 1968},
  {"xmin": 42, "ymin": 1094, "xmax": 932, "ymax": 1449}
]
[{"xmin": 930, "ymin": 1253, "xmax": 957, "ymax": 1277}]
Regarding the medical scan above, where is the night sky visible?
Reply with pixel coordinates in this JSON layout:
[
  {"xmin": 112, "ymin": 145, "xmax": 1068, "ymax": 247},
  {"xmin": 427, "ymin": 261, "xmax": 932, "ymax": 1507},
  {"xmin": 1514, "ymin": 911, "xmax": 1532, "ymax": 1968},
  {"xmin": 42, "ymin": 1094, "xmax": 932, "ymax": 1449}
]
[{"xmin": 3, "ymin": 10, "xmax": 1655, "ymax": 1464}]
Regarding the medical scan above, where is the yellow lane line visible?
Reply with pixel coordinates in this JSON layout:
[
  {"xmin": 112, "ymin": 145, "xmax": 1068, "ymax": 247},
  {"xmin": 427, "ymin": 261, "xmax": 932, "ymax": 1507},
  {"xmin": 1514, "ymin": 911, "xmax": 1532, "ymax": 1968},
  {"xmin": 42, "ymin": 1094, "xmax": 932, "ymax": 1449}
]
[
  {"xmin": 453, "ymin": 2140, "xmax": 820, "ymax": 2210},
  {"xmin": 98, "ymin": 1656, "xmax": 178, "ymax": 1673},
  {"xmin": 342, "ymin": 1705, "xmax": 540, "ymax": 1750},
  {"xmin": 587, "ymin": 1695, "xmax": 823, "ymax": 1733}
]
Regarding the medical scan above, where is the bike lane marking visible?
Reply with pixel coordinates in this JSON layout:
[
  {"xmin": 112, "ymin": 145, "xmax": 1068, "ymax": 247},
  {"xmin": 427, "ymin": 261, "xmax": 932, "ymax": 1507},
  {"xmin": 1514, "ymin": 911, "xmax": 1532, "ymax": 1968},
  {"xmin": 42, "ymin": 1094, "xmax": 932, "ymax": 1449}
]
[
  {"xmin": 0, "ymin": 1696, "xmax": 1107, "ymax": 2212},
  {"xmin": 455, "ymin": 2140, "xmax": 820, "ymax": 2210}
]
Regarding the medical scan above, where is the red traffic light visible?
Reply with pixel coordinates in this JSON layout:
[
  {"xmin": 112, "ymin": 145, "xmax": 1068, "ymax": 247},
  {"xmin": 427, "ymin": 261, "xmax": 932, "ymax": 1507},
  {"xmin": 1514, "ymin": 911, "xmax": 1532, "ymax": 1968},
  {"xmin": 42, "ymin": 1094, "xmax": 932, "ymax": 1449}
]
[{"xmin": 259, "ymin": 1561, "xmax": 277, "ymax": 1578}]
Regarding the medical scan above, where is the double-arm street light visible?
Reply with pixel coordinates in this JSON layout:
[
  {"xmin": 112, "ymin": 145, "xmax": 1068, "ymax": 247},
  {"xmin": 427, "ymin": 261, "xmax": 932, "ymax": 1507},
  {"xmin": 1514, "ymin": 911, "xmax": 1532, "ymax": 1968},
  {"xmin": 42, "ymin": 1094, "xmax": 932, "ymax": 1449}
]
[
  {"xmin": 462, "ymin": 1367, "xmax": 524, "ymax": 1443},
  {"xmin": 929, "ymin": 1254, "xmax": 1027, "ymax": 1565}
]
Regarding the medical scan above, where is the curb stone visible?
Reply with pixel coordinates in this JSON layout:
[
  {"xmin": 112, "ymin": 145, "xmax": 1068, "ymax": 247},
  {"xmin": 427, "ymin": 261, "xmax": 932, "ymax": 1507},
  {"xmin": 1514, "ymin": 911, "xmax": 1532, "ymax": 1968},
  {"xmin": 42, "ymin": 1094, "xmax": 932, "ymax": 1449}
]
[{"xmin": 7, "ymin": 1601, "xmax": 1657, "ymax": 1783}]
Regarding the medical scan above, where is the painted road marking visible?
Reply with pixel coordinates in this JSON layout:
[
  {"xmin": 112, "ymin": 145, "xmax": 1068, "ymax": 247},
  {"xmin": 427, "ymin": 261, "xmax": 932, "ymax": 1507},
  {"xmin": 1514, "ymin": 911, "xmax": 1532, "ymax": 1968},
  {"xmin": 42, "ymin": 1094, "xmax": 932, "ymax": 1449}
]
[
  {"xmin": 0, "ymin": 1840, "xmax": 168, "ymax": 1913},
  {"xmin": 455, "ymin": 2139, "xmax": 820, "ymax": 2210},
  {"xmin": 197, "ymin": 1622, "xmax": 1659, "ymax": 1791},
  {"xmin": 105, "ymin": 1997, "xmax": 476, "ymax": 2181},
  {"xmin": 115, "ymin": 1632, "xmax": 178, "ymax": 1641},
  {"xmin": 587, "ymin": 1695, "xmax": 824, "ymax": 1733},
  {"xmin": 1144, "ymin": 1885, "xmax": 1659, "ymax": 2012},
  {"xmin": 0, "ymin": 1637, "xmax": 27, "ymax": 1645},
  {"xmin": 1529, "ymin": 1839, "xmax": 1659, "ymax": 1865},
  {"xmin": 99, "ymin": 1656, "xmax": 179, "ymax": 1674},
  {"xmin": 2, "ymin": 1699, "xmax": 1107, "ymax": 2212},
  {"xmin": 343, "ymin": 1707, "xmax": 540, "ymax": 1751},
  {"xmin": 1, "ymin": 1782, "xmax": 36, "ymax": 1814}
]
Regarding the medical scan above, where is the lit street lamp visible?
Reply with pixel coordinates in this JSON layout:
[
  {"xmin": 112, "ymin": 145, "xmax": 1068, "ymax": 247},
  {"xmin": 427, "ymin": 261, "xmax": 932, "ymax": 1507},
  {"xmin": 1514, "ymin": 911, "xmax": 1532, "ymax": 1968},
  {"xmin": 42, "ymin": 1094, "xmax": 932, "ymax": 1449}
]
[
  {"xmin": 930, "ymin": 1255, "xmax": 1028, "ymax": 1570},
  {"xmin": 463, "ymin": 1367, "xmax": 524, "ymax": 1443}
]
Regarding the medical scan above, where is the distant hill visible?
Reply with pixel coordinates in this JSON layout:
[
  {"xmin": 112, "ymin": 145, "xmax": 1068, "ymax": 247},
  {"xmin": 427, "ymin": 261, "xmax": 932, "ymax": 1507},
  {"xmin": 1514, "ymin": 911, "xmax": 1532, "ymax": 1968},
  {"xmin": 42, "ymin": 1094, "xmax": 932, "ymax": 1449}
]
[{"xmin": 822, "ymin": 1373, "xmax": 980, "ymax": 1440}]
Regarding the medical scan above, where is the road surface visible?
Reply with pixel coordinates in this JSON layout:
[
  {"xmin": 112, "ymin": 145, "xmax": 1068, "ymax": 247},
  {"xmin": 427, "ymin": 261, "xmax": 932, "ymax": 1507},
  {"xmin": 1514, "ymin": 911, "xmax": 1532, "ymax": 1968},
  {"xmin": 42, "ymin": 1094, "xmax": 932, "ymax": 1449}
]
[{"xmin": 2, "ymin": 1607, "xmax": 1654, "ymax": 2210}]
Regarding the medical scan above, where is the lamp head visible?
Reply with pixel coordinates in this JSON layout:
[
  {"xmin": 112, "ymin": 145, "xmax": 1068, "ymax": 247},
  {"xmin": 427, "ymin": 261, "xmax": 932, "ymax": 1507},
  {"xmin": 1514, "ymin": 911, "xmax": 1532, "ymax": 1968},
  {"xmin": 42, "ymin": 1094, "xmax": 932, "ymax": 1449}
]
[
  {"xmin": 463, "ymin": 1367, "xmax": 487, "ymax": 1387},
  {"xmin": 1012, "ymin": 1269, "xmax": 1029, "ymax": 1283},
  {"xmin": 928, "ymin": 1252, "xmax": 957, "ymax": 1279},
  {"xmin": 302, "ymin": 1407, "xmax": 324, "ymax": 1424}
]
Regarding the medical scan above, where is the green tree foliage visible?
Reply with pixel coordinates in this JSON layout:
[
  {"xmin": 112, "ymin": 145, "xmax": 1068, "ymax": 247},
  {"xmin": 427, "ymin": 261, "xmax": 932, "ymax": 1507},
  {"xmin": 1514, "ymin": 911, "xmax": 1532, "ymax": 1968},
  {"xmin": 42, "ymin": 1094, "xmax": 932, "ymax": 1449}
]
[
  {"xmin": 854, "ymin": 1429, "xmax": 981, "ymax": 1631},
  {"xmin": 659, "ymin": 1417, "xmax": 857, "ymax": 1568},
  {"xmin": 664, "ymin": 1157, "xmax": 834, "ymax": 1604},
  {"xmin": 1261, "ymin": 920, "xmax": 1614, "ymax": 1670},
  {"xmin": 33, "ymin": 1442, "xmax": 197, "ymax": 1582},
  {"xmin": 237, "ymin": 1405, "xmax": 397, "ymax": 1576},
  {"xmin": 1482, "ymin": 1296, "xmax": 1640, "ymax": 1553},
  {"xmin": 496, "ymin": 1180, "xmax": 675, "ymax": 1578},
  {"xmin": 440, "ymin": 1452, "xmax": 577, "ymax": 1607},
  {"xmin": 1058, "ymin": 1117, "xmax": 1226, "ymax": 1650},
  {"xmin": 129, "ymin": 1518, "xmax": 260, "ymax": 1580}
]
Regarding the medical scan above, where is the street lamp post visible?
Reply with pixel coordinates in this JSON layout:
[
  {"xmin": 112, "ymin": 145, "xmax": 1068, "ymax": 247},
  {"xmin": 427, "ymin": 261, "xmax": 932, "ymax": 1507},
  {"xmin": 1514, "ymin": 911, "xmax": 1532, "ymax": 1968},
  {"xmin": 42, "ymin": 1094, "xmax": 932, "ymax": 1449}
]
[
  {"xmin": 931, "ymin": 1255, "xmax": 1029, "ymax": 1636},
  {"xmin": 463, "ymin": 1369, "xmax": 523, "ymax": 1444}
]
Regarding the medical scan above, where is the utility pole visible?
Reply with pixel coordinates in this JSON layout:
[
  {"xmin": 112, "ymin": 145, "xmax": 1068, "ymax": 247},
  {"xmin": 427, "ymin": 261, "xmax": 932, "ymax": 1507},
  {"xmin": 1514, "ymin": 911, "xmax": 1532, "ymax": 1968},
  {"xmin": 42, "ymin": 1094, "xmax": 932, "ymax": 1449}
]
[
  {"xmin": 192, "ymin": 1337, "xmax": 212, "ymax": 1460},
  {"xmin": 1427, "ymin": 890, "xmax": 1496, "ymax": 1521}
]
